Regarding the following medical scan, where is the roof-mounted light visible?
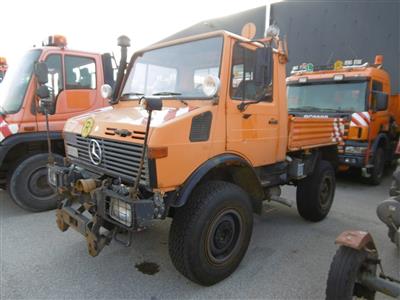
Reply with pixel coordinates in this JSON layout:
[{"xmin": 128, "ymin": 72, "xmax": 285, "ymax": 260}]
[
  {"xmin": 334, "ymin": 74, "xmax": 344, "ymax": 81},
  {"xmin": 44, "ymin": 35, "xmax": 67, "ymax": 48},
  {"xmin": 344, "ymin": 60, "xmax": 353, "ymax": 66},
  {"xmin": 298, "ymin": 77, "xmax": 308, "ymax": 83}
]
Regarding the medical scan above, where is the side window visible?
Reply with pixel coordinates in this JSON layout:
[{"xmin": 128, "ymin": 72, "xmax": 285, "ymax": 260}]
[
  {"xmin": 44, "ymin": 54, "xmax": 63, "ymax": 98},
  {"xmin": 371, "ymin": 80, "xmax": 388, "ymax": 111},
  {"xmin": 372, "ymin": 80, "xmax": 383, "ymax": 92},
  {"xmin": 65, "ymin": 56, "xmax": 96, "ymax": 90},
  {"xmin": 230, "ymin": 43, "xmax": 272, "ymax": 101}
]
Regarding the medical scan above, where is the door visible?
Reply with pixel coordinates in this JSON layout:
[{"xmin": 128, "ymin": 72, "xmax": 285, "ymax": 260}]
[
  {"xmin": 36, "ymin": 53, "xmax": 99, "ymax": 131},
  {"xmin": 226, "ymin": 40, "xmax": 279, "ymax": 166}
]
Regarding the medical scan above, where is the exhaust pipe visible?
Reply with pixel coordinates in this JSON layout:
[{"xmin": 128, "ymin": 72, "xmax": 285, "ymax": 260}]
[{"xmin": 111, "ymin": 35, "xmax": 131, "ymax": 103}]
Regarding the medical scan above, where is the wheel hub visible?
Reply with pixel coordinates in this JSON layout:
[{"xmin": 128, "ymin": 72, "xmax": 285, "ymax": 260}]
[
  {"xmin": 28, "ymin": 167, "xmax": 52, "ymax": 198},
  {"xmin": 207, "ymin": 209, "xmax": 243, "ymax": 265}
]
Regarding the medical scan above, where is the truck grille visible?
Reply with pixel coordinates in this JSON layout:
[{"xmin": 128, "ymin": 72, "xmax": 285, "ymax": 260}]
[{"xmin": 64, "ymin": 133, "xmax": 149, "ymax": 185}]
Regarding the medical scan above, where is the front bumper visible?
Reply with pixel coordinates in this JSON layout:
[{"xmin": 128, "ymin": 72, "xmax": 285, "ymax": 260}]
[
  {"xmin": 49, "ymin": 163, "xmax": 162, "ymax": 256},
  {"xmin": 338, "ymin": 154, "xmax": 365, "ymax": 167}
]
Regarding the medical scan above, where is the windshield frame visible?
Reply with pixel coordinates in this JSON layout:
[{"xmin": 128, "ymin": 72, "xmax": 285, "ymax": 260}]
[
  {"xmin": 0, "ymin": 49, "xmax": 42, "ymax": 115},
  {"xmin": 287, "ymin": 78, "xmax": 369, "ymax": 113},
  {"xmin": 119, "ymin": 34, "xmax": 225, "ymax": 102}
]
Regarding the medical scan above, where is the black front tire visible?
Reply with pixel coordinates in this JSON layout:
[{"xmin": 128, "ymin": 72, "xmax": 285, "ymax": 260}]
[
  {"xmin": 326, "ymin": 246, "xmax": 376, "ymax": 300},
  {"xmin": 296, "ymin": 160, "xmax": 335, "ymax": 222},
  {"xmin": 9, "ymin": 153, "xmax": 62, "ymax": 212},
  {"xmin": 168, "ymin": 180, "xmax": 253, "ymax": 286},
  {"xmin": 367, "ymin": 147, "xmax": 385, "ymax": 186}
]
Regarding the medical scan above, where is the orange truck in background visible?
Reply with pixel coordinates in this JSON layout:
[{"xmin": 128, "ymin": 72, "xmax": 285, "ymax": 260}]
[
  {"xmin": 0, "ymin": 57, "xmax": 7, "ymax": 83},
  {"xmin": 0, "ymin": 35, "xmax": 129, "ymax": 211},
  {"xmin": 44, "ymin": 29, "xmax": 341, "ymax": 285},
  {"xmin": 287, "ymin": 57, "xmax": 400, "ymax": 185}
]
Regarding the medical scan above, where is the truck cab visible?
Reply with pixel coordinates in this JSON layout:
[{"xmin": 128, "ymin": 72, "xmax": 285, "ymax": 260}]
[
  {"xmin": 0, "ymin": 35, "xmax": 115, "ymax": 211},
  {"xmin": 287, "ymin": 58, "xmax": 399, "ymax": 184}
]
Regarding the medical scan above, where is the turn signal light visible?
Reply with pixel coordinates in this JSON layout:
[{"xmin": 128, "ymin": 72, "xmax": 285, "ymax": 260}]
[{"xmin": 148, "ymin": 147, "xmax": 168, "ymax": 159}]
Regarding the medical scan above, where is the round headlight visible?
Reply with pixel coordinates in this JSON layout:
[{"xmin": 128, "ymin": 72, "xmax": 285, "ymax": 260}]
[
  {"xmin": 101, "ymin": 84, "xmax": 113, "ymax": 99},
  {"xmin": 202, "ymin": 75, "xmax": 220, "ymax": 97}
]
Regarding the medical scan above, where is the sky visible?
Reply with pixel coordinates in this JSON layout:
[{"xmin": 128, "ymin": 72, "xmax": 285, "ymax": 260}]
[{"xmin": 1, "ymin": 0, "xmax": 268, "ymax": 67}]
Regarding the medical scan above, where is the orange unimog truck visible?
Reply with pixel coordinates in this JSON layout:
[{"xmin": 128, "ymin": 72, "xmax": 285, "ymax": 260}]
[
  {"xmin": 287, "ymin": 58, "xmax": 400, "ymax": 185},
  {"xmin": 0, "ymin": 57, "xmax": 7, "ymax": 83},
  {"xmin": 0, "ymin": 35, "xmax": 128, "ymax": 211},
  {"xmin": 45, "ymin": 29, "xmax": 340, "ymax": 286}
]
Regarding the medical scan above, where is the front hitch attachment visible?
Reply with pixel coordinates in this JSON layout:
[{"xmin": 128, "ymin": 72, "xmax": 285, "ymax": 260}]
[{"xmin": 56, "ymin": 205, "xmax": 113, "ymax": 257}]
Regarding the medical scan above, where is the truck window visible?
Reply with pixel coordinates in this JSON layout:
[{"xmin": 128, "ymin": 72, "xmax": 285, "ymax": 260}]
[
  {"xmin": 372, "ymin": 80, "xmax": 383, "ymax": 92},
  {"xmin": 44, "ymin": 54, "xmax": 63, "ymax": 99},
  {"xmin": 130, "ymin": 63, "xmax": 177, "ymax": 95},
  {"xmin": 371, "ymin": 80, "xmax": 388, "ymax": 111},
  {"xmin": 65, "ymin": 56, "xmax": 96, "ymax": 90},
  {"xmin": 230, "ymin": 43, "xmax": 272, "ymax": 102},
  {"xmin": 122, "ymin": 36, "xmax": 223, "ymax": 99},
  {"xmin": 194, "ymin": 67, "xmax": 219, "ymax": 90}
]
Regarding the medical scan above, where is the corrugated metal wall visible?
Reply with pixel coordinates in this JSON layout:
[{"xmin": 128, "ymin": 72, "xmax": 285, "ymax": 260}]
[
  {"xmin": 271, "ymin": 1, "xmax": 399, "ymax": 94},
  {"xmin": 161, "ymin": 2, "xmax": 399, "ymax": 93}
]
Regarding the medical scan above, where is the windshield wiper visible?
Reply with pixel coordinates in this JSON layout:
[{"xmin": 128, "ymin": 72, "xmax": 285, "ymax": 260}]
[
  {"xmin": 152, "ymin": 92, "xmax": 182, "ymax": 96},
  {"xmin": 121, "ymin": 92, "xmax": 144, "ymax": 97}
]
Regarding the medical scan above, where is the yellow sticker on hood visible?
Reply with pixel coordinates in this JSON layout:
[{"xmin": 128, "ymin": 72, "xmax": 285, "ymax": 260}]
[{"xmin": 81, "ymin": 118, "xmax": 94, "ymax": 138}]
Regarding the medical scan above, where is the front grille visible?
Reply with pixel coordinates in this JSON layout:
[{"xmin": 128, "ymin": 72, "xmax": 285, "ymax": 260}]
[{"xmin": 64, "ymin": 133, "xmax": 149, "ymax": 185}]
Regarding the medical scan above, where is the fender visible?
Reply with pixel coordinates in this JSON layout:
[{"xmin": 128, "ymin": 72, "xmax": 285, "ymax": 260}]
[
  {"xmin": 169, "ymin": 153, "xmax": 261, "ymax": 208},
  {"xmin": 0, "ymin": 131, "xmax": 62, "ymax": 166},
  {"xmin": 335, "ymin": 230, "xmax": 376, "ymax": 251}
]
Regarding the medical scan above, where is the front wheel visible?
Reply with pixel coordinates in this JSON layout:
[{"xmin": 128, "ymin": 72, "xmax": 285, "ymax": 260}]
[
  {"xmin": 296, "ymin": 160, "xmax": 335, "ymax": 222},
  {"xmin": 326, "ymin": 246, "xmax": 376, "ymax": 300},
  {"xmin": 367, "ymin": 147, "xmax": 385, "ymax": 186},
  {"xmin": 9, "ymin": 153, "xmax": 62, "ymax": 212},
  {"xmin": 168, "ymin": 180, "xmax": 253, "ymax": 286}
]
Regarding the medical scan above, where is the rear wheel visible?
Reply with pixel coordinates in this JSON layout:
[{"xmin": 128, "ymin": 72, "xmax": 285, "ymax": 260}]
[
  {"xmin": 296, "ymin": 160, "xmax": 335, "ymax": 222},
  {"xmin": 326, "ymin": 246, "xmax": 376, "ymax": 300},
  {"xmin": 169, "ymin": 180, "xmax": 253, "ymax": 286},
  {"xmin": 367, "ymin": 147, "xmax": 385, "ymax": 185},
  {"xmin": 9, "ymin": 153, "xmax": 62, "ymax": 212}
]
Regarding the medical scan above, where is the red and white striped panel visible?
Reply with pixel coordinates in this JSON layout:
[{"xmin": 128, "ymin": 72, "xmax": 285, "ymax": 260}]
[
  {"xmin": 331, "ymin": 118, "xmax": 345, "ymax": 143},
  {"xmin": 0, "ymin": 116, "xmax": 18, "ymax": 142},
  {"xmin": 350, "ymin": 111, "xmax": 370, "ymax": 127}
]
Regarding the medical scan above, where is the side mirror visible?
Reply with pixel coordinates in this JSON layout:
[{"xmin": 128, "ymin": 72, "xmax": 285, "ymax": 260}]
[
  {"xmin": 101, "ymin": 84, "xmax": 113, "ymax": 100},
  {"xmin": 254, "ymin": 47, "xmax": 273, "ymax": 87},
  {"xmin": 36, "ymin": 85, "xmax": 50, "ymax": 99},
  {"xmin": 34, "ymin": 62, "xmax": 49, "ymax": 85},
  {"xmin": 140, "ymin": 98, "xmax": 163, "ymax": 111},
  {"xmin": 371, "ymin": 91, "xmax": 388, "ymax": 112},
  {"xmin": 36, "ymin": 85, "xmax": 56, "ymax": 115}
]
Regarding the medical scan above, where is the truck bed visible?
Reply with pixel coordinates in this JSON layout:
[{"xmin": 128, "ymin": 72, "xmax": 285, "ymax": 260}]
[{"xmin": 287, "ymin": 116, "xmax": 344, "ymax": 152}]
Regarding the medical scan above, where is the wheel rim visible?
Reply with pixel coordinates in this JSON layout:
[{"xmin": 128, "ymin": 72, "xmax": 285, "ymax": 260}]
[
  {"xmin": 27, "ymin": 166, "xmax": 53, "ymax": 199},
  {"xmin": 206, "ymin": 209, "xmax": 243, "ymax": 265},
  {"xmin": 319, "ymin": 175, "xmax": 333, "ymax": 209}
]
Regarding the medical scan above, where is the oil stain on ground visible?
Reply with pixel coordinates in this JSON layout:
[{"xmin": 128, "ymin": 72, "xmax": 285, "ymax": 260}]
[{"xmin": 135, "ymin": 261, "xmax": 160, "ymax": 275}]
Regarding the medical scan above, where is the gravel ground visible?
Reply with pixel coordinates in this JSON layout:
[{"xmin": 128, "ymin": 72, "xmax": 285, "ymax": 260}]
[{"xmin": 1, "ymin": 170, "xmax": 399, "ymax": 299}]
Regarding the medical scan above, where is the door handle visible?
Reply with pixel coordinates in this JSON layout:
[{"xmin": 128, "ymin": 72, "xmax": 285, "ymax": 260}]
[{"xmin": 269, "ymin": 118, "xmax": 278, "ymax": 125}]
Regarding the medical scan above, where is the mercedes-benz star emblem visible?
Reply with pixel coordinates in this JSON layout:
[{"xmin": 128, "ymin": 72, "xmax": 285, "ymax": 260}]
[{"xmin": 88, "ymin": 139, "xmax": 102, "ymax": 165}]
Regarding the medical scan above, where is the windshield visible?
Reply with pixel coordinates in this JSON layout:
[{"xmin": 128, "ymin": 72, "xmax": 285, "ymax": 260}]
[
  {"xmin": 122, "ymin": 36, "xmax": 223, "ymax": 99},
  {"xmin": 288, "ymin": 81, "xmax": 368, "ymax": 113},
  {"xmin": 0, "ymin": 50, "xmax": 42, "ymax": 114}
]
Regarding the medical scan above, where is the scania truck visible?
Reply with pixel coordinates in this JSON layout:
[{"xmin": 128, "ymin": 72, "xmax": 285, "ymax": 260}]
[{"xmin": 287, "ymin": 58, "xmax": 400, "ymax": 184}]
